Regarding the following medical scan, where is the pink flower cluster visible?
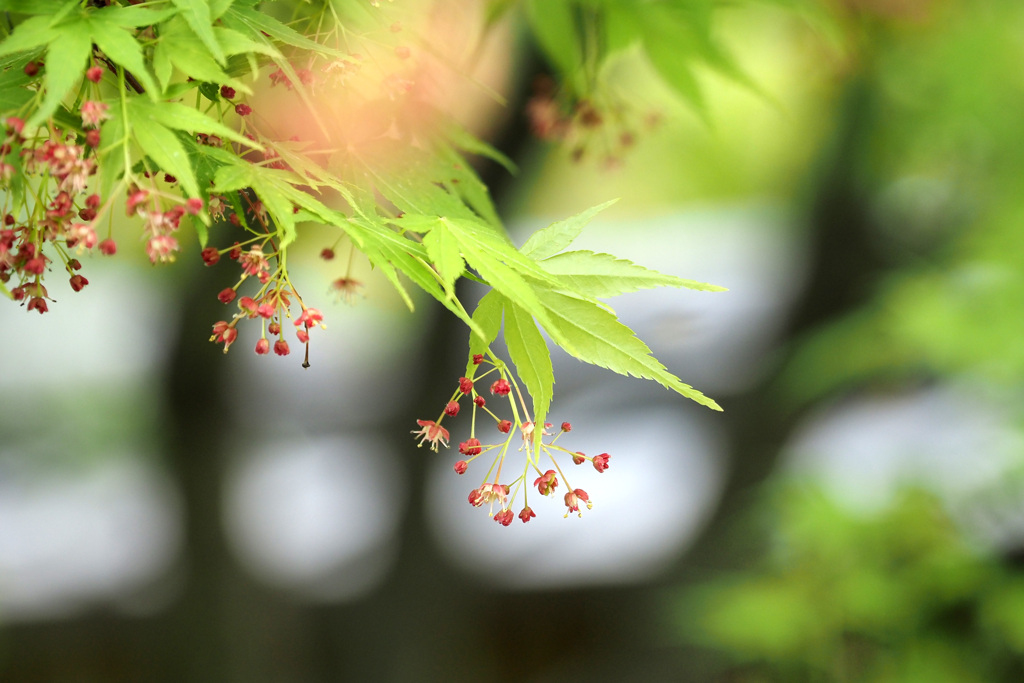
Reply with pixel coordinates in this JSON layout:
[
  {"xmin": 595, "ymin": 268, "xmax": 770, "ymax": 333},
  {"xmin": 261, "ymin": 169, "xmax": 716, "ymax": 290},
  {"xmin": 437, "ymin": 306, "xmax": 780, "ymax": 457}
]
[{"xmin": 413, "ymin": 352, "xmax": 612, "ymax": 526}]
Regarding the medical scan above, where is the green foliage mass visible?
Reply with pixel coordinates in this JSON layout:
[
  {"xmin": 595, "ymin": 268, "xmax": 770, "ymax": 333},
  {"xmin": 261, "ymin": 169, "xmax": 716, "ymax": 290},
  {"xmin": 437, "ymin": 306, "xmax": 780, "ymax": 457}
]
[{"xmin": 0, "ymin": 0, "xmax": 748, "ymax": 426}]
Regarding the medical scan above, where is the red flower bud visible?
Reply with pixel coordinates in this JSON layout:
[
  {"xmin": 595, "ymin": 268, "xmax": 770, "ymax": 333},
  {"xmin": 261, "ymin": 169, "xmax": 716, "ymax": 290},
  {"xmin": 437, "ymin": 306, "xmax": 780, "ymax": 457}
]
[
  {"xmin": 534, "ymin": 469, "xmax": 558, "ymax": 496},
  {"xmin": 85, "ymin": 129, "xmax": 101, "ymax": 148},
  {"xmin": 126, "ymin": 190, "xmax": 149, "ymax": 216},
  {"xmin": 453, "ymin": 460, "xmax": 468, "ymax": 475},
  {"xmin": 561, "ymin": 421, "xmax": 572, "ymax": 432},
  {"xmin": 445, "ymin": 400, "xmax": 460, "ymax": 417},
  {"xmin": 201, "ymin": 247, "xmax": 220, "ymax": 266},
  {"xmin": 185, "ymin": 198, "xmax": 203, "ymax": 215},
  {"xmin": 474, "ymin": 396, "xmax": 486, "ymax": 407},
  {"xmin": 69, "ymin": 274, "xmax": 88, "ymax": 292},
  {"xmin": 592, "ymin": 453, "xmax": 611, "ymax": 473},
  {"xmin": 490, "ymin": 378, "xmax": 511, "ymax": 396},
  {"xmin": 255, "ymin": 338, "xmax": 270, "ymax": 355},
  {"xmin": 320, "ymin": 248, "xmax": 334, "ymax": 260},
  {"xmin": 472, "ymin": 353, "xmax": 484, "ymax": 365},
  {"xmin": 519, "ymin": 506, "xmax": 536, "ymax": 523},
  {"xmin": 572, "ymin": 452, "xmax": 586, "ymax": 465},
  {"xmin": 494, "ymin": 509, "xmax": 514, "ymax": 526},
  {"xmin": 217, "ymin": 287, "xmax": 236, "ymax": 304},
  {"xmin": 220, "ymin": 85, "xmax": 236, "ymax": 99},
  {"xmin": 497, "ymin": 420, "xmax": 512, "ymax": 434},
  {"xmin": 24, "ymin": 257, "xmax": 45, "ymax": 274},
  {"xmin": 274, "ymin": 339, "xmax": 290, "ymax": 356},
  {"xmin": 458, "ymin": 438, "xmax": 481, "ymax": 456},
  {"xmin": 86, "ymin": 66, "xmax": 103, "ymax": 83},
  {"xmin": 458, "ymin": 376, "xmax": 473, "ymax": 394},
  {"xmin": 238, "ymin": 296, "xmax": 258, "ymax": 315},
  {"xmin": 268, "ymin": 322, "xmax": 281, "ymax": 335},
  {"xmin": 235, "ymin": 103, "xmax": 252, "ymax": 116}
]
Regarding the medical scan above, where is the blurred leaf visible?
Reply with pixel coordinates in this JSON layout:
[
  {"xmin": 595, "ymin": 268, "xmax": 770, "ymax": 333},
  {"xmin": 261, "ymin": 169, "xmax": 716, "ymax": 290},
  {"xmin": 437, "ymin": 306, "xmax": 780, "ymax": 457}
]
[
  {"xmin": 541, "ymin": 250, "xmax": 727, "ymax": 297},
  {"xmin": 520, "ymin": 199, "xmax": 617, "ymax": 260},
  {"xmin": 524, "ymin": 0, "xmax": 581, "ymax": 84},
  {"xmin": 87, "ymin": 14, "xmax": 160, "ymax": 97},
  {"xmin": 537, "ymin": 289, "xmax": 721, "ymax": 409},
  {"xmin": 29, "ymin": 15, "xmax": 90, "ymax": 127},
  {"xmin": 503, "ymin": 297, "xmax": 554, "ymax": 435},
  {"xmin": 132, "ymin": 119, "xmax": 199, "ymax": 197},
  {"xmin": 171, "ymin": 0, "xmax": 226, "ymax": 64}
]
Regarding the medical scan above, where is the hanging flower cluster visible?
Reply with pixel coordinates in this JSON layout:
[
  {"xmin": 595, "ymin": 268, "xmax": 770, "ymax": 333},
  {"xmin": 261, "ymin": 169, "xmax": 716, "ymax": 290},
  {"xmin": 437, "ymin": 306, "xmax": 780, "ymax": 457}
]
[{"xmin": 414, "ymin": 351, "xmax": 612, "ymax": 525}]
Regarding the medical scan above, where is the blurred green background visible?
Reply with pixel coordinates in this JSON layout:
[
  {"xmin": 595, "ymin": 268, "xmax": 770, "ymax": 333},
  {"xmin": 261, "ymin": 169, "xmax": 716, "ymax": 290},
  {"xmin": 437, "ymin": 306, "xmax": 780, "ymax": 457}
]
[{"xmin": 4, "ymin": 0, "xmax": 1024, "ymax": 680}]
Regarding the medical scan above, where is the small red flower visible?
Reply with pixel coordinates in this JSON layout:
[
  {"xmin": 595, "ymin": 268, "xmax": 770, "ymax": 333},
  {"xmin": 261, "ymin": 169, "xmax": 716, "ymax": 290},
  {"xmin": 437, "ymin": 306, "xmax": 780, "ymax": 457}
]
[
  {"xmin": 274, "ymin": 339, "xmax": 290, "ymax": 356},
  {"xmin": 255, "ymin": 338, "xmax": 270, "ymax": 355},
  {"xmin": 27, "ymin": 296, "xmax": 48, "ymax": 314},
  {"xmin": 534, "ymin": 470, "xmax": 558, "ymax": 496},
  {"xmin": 490, "ymin": 378, "xmax": 511, "ymax": 396},
  {"xmin": 217, "ymin": 288, "xmax": 236, "ymax": 304},
  {"xmin": 294, "ymin": 307, "xmax": 324, "ymax": 329},
  {"xmin": 497, "ymin": 419, "xmax": 512, "ymax": 433},
  {"xmin": 238, "ymin": 297, "xmax": 258, "ymax": 315},
  {"xmin": 185, "ymin": 198, "xmax": 203, "ymax": 215},
  {"xmin": 80, "ymin": 100, "xmax": 110, "ymax": 128},
  {"xmin": 458, "ymin": 438, "xmax": 481, "ymax": 456},
  {"xmin": 572, "ymin": 452, "xmax": 586, "ymax": 465},
  {"xmin": 474, "ymin": 396, "xmax": 486, "ymax": 407},
  {"xmin": 494, "ymin": 509, "xmax": 514, "ymax": 526},
  {"xmin": 561, "ymin": 422, "xmax": 572, "ymax": 432},
  {"xmin": 240, "ymin": 247, "xmax": 268, "ymax": 276},
  {"xmin": 69, "ymin": 274, "xmax": 88, "ymax": 292},
  {"xmin": 201, "ymin": 247, "xmax": 220, "ymax": 266},
  {"xmin": 126, "ymin": 190, "xmax": 149, "ymax": 216},
  {"xmin": 220, "ymin": 85, "xmax": 236, "ymax": 99},
  {"xmin": 476, "ymin": 482, "xmax": 509, "ymax": 508},
  {"xmin": 235, "ymin": 103, "xmax": 252, "ymax": 116},
  {"xmin": 519, "ymin": 506, "xmax": 536, "ymax": 523},
  {"xmin": 445, "ymin": 401, "xmax": 460, "ymax": 417},
  {"xmin": 24, "ymin": 256, "xmax": 45, "ymax": 274},
  {"xmin": 453, "ymin": 460, "xmax": 468, "ymax": 475},
  {"xmin": 413, "ymin": 420, "xmax": 450, "ymax": 451},
  {"xmin": 268, "ymin": 321, "xmax": 281, "ymax": 335},
  {"xmin": 85, "ymin": 130, "xmax": 100, "ymax": 148},
  {"xmin": 320, "ymin": 248, "xmax": 334, "ymax": 260},
  {"xmin": 472, "ymin": 353, "xmax": 484, "ymax": 365},
  {"xmin": 458, "ymin": 376, "xmax": 473, "ymax": 394},
  {"xmin": 210, "ymin": 321, "xmax": 237, "ymax": 351},
  {"xmin": 296, "ymin": 328, "xmax": 309, "ymax": 343},
  {"xmin": 592, "ymin": 453, "xmax": 611, "ymax": 473},
  {"xmin": 86, "ymin": 66, "xmax": 103, "ymax": 83},
  {"xmin": 564, "ymin": 488, "xmax": 591, "ymax": 517}
]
